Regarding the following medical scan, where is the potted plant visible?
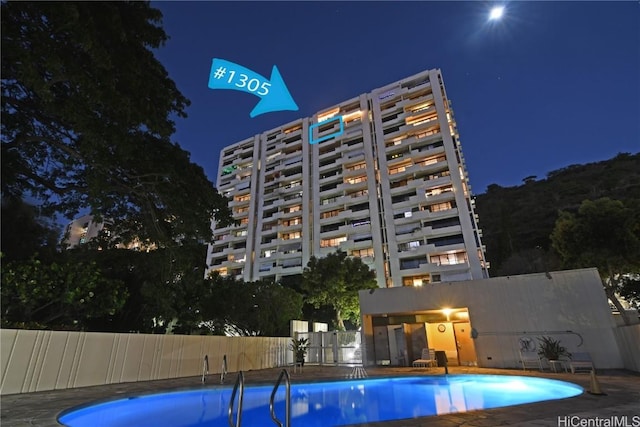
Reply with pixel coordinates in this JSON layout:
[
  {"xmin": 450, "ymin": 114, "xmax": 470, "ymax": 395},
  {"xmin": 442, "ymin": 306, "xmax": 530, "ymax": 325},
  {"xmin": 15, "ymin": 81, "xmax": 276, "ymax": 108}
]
[
  {"xmin": 290, "ymin": 337, "xmax": 309, "ymax": 366},
  {"xmin": 537, "ymin": 336, "xmax": 570, "ymax": 361}
]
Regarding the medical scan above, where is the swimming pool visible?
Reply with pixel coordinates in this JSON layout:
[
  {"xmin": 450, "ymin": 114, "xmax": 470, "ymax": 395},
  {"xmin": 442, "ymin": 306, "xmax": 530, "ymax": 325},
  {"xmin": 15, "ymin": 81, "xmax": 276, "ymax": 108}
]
[{"xmin": 58, "ymin": 374, "xmax": 583, "ymax": 427}]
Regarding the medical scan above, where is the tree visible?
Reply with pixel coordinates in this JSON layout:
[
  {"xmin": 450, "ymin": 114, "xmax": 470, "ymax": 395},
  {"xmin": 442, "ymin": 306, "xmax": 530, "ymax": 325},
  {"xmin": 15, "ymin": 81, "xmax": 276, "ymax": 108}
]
[
  {"xmin": 302, "ymin": 250, "xmax": 377, "ymax": 330},
  {"xmin": 1, "ymin": 197, "xmax": 60, "ymax": 262},
  {"xmin": 550, "ymin": 198, "xmax": 640, "ymax": 324},
  {"xmin": 1, "ymin": 256, "xmax": 128, "ymax": 330},
  {"xmin": 199, "ymin": 274, "xmax": 303, "ymax": 336},
  {"xmin": 65, "ymin": 244, "xmax": 212, "ymax": 333},
  {"xmin": 1, "ymin": 1, "xmax": 233, "ymax": 246},
  {"xmin": 476, "ymin": 153, "xmax": 640, "ymax": 274}
]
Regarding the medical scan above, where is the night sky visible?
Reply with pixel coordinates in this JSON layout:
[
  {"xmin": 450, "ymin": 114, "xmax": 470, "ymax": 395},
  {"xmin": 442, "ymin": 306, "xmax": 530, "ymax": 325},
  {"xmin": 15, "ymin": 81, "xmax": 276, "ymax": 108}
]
[{"xmin": 152, "ymin": 1, "xmax": 639, "ymax": 194}]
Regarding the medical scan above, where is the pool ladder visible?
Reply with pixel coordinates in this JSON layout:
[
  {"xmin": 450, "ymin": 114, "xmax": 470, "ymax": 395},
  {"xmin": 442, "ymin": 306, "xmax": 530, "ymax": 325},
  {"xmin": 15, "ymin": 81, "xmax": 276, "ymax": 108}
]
[
  {"xmin": 227, "ymin": 369, "xmax": 291, "ymax": 427},
  {"xmin": 269, "ymin": 369, "xmax": 291, "ymax": 427},
  {"xmin": 221, "ymin": 354, "xmax": 228, "ymax": 384}
]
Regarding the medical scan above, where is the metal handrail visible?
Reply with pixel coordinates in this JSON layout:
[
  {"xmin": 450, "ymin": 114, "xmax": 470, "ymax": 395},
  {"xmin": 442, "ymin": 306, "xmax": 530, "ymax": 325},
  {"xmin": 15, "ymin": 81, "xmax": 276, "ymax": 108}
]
[
  {"xmin": 201, "ymin": 355, "xmax": 209, "ymax": 384},
  {"xmin": 269, "ymin": 369, "xmax": 291, "ymax": 427},
  {"xmin": 228, "ymin": 371, "xmax": 244, "ymax": 427},
  {"xmin": 221, "ymin": 354, "xmax": 228, "ymax": 384}
]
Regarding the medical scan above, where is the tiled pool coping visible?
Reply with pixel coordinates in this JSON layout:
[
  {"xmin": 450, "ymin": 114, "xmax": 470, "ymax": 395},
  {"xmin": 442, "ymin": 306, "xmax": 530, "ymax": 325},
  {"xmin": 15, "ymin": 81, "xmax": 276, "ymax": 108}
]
[{"xmin": 2, "ymin": 366, "xmax": 639, "ymax": 427}]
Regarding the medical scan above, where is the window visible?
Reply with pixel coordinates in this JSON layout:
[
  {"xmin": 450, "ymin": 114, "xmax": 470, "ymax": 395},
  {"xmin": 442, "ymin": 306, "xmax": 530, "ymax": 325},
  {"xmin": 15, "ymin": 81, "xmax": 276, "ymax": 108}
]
[
  {"xmin": 284, "ymin": 205, "xmax": 302, "ymax": 214},
  {"xmin": 351, "ymin": 248, "xmax": 374, "ymax": 258},
  {"xmin": 320, "ymin": 168, "xmax": 341, "ymax": 179},
  {"xmin": 348, "ymin": 189, "xmax": 368, "ymax": 198},
  {"xmin": 391, "ymin": 191, "xmax": 415, "ymax": 204},
  {"xmin": 430, "ymin": 252, "xmax": 468, "ymax": 265},
  {"xmin": 400, "ymin": 257, "xmax": 427, "ymax": 270},
  {"xmin": 262, "ymin": 222, "xmax": 276, "ymax": 231},
  {"xmin": 235, "ymin": 206, "xmax": 249, "ymax": 214},
  {"xmin": 228, "ymin": 254, "xmax": 246, "ymax": 263},
  {"xmin": 284, "ymin": 124, "xmax": 302, "ymax": 134},
  {"xmin": 402, "ymin": 275, "xmax": 430, "ymax": 286},
  {"xmin": 320, "ymin": 222, "xmax": 343, "ymax": 233},
  {"xmin": 390, "ymin": 179, "xmax": 408, "ymax": 189},
  {"xmin": 259, "ymin": 263, "xmax": 273, "ymax": 272},
  {"xmin": 282, "ymin": 231, "xmax": 301, "ymax": 240},
  {"xmin": 284, "ymin": 192, "xmax": 303, "ymax": 201},
  {"xmin": 428, "ymin": 235, "xmax": 465, "ymax": 247},
  {"xmin": 426, "ymin": 185, "xmax": 453, "ymax": 197},
  {"xmin": 262, "ymin": 234, "xmax": 276, "ymax": 244},
  {"xmin": 321, "ymin": 209, "xmax": 343, "ymax": 219},
  {"xmin": 351, "ymin": 218, "xmax": 370, "ymax": 227},
  {"xmin": 389, "ymin": 164, "xmax": 409, "ymax": 175},
  {"xmin": 262, "ymin": 249, "xmax": 276, "ymax": 258},
  {"xmin": 239, "ymin": 218, "xmax": 249, "ymax": 226},
  {"xmin": 235, "ymin": 194, "xmax": 250, "ymax": 203},
  {"xmin": 283, "ymin": 180, "xmax": 301, "ymax": 190},
  {"xmin": 351, "ymin": 202, "xmax": 369, "ymax": 212},
  {"xmin": 320, "ymin": 236, "xmax": 347, "ymax": 248},
  {"xmin": 281, "ymin": 257, "xmax": 303, "ymax": 268},
  {"xmin": 346, "ymin": 175, "xmax": 367, "ymax": 185},
  {"xmin": 428, "ymin": 218, "xmax": 460, "ymax": 229},
  {"xmin": 420, "ymin": 155, "xmax": 446, "ymax": 167},
  {"xmin": 414, "ymin": 128, "xmax": 440, "ymax": 139},
  {"xmin": 407, "ymin": 102, "xmax": 433, "ymax": 113},
  {"xmin": 406, "ymin": 112, "xmax": 437, "ymax": 127},
  {"xmin": 429, "ymin": 201, "xmax": 454, "ymax": 212},
  {"xmin": 320, "ymin": 182, "xmax": 339, "ymax": 192},
  {"xmin": 321, "ymin": 196, "xmax": 340, "ymax": 205},
  {"xmin": 282, "ymin": 217, "xmax": 302, "ymax": 227},
  {"xmin": 346, "ymin": 162, "xmax": 366, "ymax": 172},
  {"xmin": 398, "ymin": 240, "xmax": 422, "ymax": 252},
  {"xmin": 233, "ymin": 230, "xmax": 247, "ymax": 237}
]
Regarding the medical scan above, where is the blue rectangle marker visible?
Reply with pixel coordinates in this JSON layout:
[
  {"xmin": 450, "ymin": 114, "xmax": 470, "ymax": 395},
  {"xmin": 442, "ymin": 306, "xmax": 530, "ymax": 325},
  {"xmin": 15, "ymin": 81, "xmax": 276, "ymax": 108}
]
[{"xmin": 309, "ymin": 116, "xmax": 344, "ymax": 144}]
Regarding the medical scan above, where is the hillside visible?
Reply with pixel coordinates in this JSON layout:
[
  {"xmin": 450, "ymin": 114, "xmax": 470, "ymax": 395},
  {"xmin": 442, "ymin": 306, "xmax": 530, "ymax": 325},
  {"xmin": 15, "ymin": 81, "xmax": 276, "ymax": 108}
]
[{"xmin": 474, "ymin": 152, "xmax": 640, "ymax": 276}]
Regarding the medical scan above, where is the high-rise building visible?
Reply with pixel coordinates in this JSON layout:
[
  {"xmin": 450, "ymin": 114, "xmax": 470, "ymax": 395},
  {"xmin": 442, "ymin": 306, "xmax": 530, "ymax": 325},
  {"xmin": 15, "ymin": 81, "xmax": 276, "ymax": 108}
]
[
  {"xmin": 206, "ymin": 69, "xmax": 488, "ymax": 287},
  {"xmin": 62, "ymin": 214, "xmax": 155, "ymax": 251}
]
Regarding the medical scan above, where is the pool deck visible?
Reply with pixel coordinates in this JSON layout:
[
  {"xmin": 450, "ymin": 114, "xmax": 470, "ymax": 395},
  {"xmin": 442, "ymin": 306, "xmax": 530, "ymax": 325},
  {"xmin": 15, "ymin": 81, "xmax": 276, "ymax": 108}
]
[{"xmin": 2, "ymin": 365, "xmax": 639, "ymax": 426}]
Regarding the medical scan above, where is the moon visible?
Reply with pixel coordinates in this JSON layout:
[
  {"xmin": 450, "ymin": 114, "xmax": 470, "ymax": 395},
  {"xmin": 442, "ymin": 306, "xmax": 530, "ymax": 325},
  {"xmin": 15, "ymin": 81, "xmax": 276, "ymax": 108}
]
[{"xmin": 489, "ymin": 6, "xmax": 505, "ymax": 21}]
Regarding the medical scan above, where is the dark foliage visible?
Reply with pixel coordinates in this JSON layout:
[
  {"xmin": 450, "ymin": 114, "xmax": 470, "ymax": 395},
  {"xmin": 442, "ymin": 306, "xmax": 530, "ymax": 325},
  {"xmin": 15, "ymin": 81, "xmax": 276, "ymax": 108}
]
[{"xmin": 475, "ymin": 153, "xmax": 640, "ymax": 275}]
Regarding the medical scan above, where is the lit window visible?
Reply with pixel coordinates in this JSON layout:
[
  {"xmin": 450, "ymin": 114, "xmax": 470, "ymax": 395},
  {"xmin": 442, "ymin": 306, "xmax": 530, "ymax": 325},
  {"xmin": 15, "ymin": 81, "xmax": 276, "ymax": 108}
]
[
  {"xmin": 321, "ymin": 209, "xmax": 343, "ymax": 219},
  {"xmin": 317, "ymin": 107, "xmax": 340, "ymax": 123},
  {"xmin": 430, "ymin": 252, "xmax": 468, "ymax": 265},
  {"xmin": 346, "ymin": 175, "xmax": 367, "ymax": 185},
  {"xmin": 320, "ymin": 236, "xmax": 347, "ymax": 248},
  {"xmin": 351, "ymin": 247, "xmax": 374, "ymax": 258},
  {"xmin": 282, "ymin": 231, "xmax": 301, "ymax": 240}
]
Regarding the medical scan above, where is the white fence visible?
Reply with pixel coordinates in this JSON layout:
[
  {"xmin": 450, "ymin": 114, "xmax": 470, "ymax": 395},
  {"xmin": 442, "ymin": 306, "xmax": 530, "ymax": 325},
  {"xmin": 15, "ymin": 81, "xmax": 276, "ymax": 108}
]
[{"xmin": 0, "ymin": 329, "xmax": 291, "ymax": 395}]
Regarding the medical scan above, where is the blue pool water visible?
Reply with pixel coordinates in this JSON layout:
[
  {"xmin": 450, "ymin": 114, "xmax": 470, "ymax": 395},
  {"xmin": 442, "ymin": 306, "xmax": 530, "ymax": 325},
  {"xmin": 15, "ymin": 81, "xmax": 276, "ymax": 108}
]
[{"xmin": 58, "ymin": 375, "xmax": 583, "ymax": 427}]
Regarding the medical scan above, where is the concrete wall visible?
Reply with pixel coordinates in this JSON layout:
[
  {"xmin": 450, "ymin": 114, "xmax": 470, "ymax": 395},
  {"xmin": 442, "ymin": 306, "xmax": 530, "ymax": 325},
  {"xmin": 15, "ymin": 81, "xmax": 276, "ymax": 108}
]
[
  {"xmin": 359, "ymin": 268, "xmax": 628, "ymax": 370},
  {"xmin": 0, "ymin": 329, "xmax": 291, "ymax": 395}
]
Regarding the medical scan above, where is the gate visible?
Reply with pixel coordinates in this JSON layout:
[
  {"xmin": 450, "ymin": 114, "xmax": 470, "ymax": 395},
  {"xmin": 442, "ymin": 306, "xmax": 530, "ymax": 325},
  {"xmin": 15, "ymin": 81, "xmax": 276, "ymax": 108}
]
[{"xmin": 295, "ymin": 331, "xmax": 362, "ymax": 366}]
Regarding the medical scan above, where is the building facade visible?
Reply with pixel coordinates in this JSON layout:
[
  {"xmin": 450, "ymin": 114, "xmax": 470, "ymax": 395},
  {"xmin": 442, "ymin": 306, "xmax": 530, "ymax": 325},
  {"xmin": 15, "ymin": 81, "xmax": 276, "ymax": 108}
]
[
  {"xmin": 62, "ymin": 214, "xmax": 153, "ymax": 251},
  {"xmin": 206, "ymin": 68, "xmax": 488, "ymax": 287},
  {"xmin": 62, "ymin": 214, "xmax": 107, "ymax": 248}
]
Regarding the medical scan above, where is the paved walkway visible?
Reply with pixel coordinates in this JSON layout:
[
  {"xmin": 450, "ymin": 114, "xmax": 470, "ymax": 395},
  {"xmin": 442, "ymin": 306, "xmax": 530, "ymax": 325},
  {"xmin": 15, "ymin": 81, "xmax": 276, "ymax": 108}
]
[{"xmin": 1, "ymin": 366, "xmax": 639, "ymax": 426}]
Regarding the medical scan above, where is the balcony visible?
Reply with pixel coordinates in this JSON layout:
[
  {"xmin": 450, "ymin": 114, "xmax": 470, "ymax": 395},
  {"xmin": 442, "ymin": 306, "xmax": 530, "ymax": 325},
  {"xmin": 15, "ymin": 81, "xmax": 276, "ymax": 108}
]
[
  {"xmin": 423, "ymin": 224, "xmax": 463, "ymax": 239},
  {"xmin": 318, "ymin": 171, "xmax": 342, "ymax": 186}
]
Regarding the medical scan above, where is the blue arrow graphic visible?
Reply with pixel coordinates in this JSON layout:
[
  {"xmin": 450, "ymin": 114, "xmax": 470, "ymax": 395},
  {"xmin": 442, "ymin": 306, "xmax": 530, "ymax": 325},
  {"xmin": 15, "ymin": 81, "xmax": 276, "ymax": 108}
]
[{"xmin": 208, "ymin": 58, "xmax": 299, "ymax": 118}]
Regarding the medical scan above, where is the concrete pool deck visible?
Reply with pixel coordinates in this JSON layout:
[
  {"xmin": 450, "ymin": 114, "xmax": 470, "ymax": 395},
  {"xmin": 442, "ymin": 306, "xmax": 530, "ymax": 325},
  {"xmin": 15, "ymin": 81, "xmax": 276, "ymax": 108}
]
[{"xmin": 1, "ymin": 366, "xmax": 639, "ymax": 426}]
